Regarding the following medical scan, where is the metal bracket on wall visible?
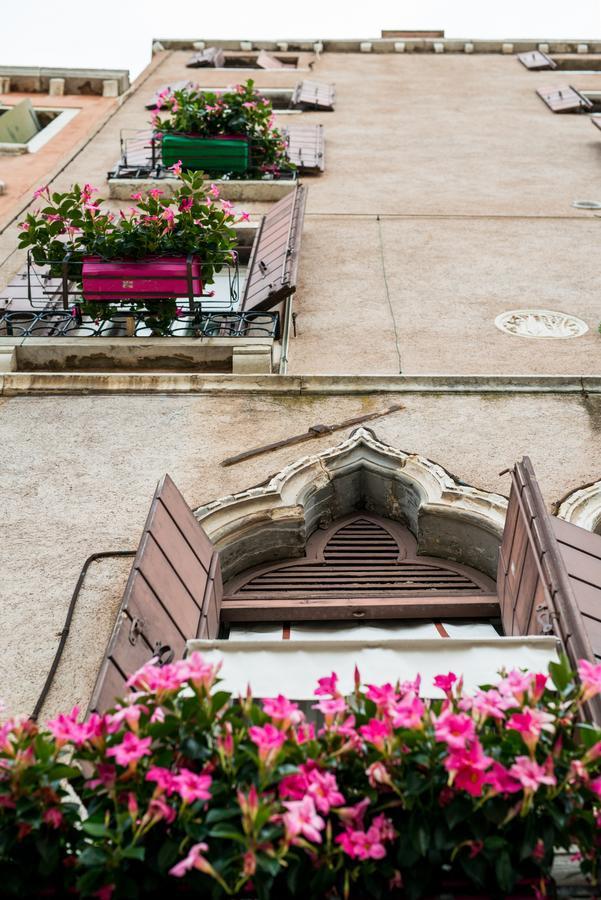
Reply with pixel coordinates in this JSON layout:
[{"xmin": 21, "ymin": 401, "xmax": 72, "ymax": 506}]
[{"xmin": 220, "ymin": 403, "xmax": 405, "ymax": 467}]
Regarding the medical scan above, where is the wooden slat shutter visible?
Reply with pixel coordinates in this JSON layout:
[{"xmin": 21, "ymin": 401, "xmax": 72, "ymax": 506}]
[
  {"xmin": 89, "ymin": 474, "xmax": 222, "ymax": 713},
  {"xmin": 498, "ymin": 457, "xmax": 601, "ymax": 719},
  {"xmin": 256, "ymin": 50, "xmax": 292, "ymax": 70},
  {"xmin": 517, "ymin": 51, "xmax": 557, "ymax": 71},
  {"xmin": 291, "ymin": 81, "xmax": 336, "ymax": 110},
  {"xmin": 536, "ymin": 85, "xmax": 593, "ymax": 113},
  {"xmin": 552, "ymin": 517, "xmax": 601, "ymax": 662},
  {"xmin": 241, "ymin": 184, "xmax": 306, "ymax": 313},
  {"xmin": 186, "ymin": 47, "xmax": 225, "ymax": 69},
  {"xmin": 285, "ymin": 125, "xmax": 325, "ymax": 173}
]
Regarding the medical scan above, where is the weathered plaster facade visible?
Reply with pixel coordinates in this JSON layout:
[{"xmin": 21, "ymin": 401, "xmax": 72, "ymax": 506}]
[{"xmin": 1, "ymin": 39, "xmax": 601, "ymax": 717}]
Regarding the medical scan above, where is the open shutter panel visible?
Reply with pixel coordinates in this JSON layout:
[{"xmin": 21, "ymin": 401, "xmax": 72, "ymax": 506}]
[
  {"xmin": 256, "ymin": 50, "xmax": 292, "ymax": 70},
  {"xmin": 498, "ymin": 457, "xmax": 601, "ymax": 720},
  {"xmin": 291, "ymin": 81, "xmax": 336, "ymax": 110},
  {"xmin": 186, "ymin": 47, "xmax": 225, "ymax": 68},
  {"xmin": 241, "ymin": 184, "xmax": 306, "ymax": 313},
  {"xmin": 285, "ymin": 125, "xmax": 325, "ymax": 173},
  {"xmin": 517, "ymin": 51, "xmax": 557, "ymax": 71},
  {"xmin": 89, "ymin": 474, "xmax": 222, "ymax": 713},
  {"xmin": 551, "ymin": 517, "xmax": 601, "ymax": 662},
  {"xmin": 536, "ymin": 85, "xmax": 593, "ymax": 113}
]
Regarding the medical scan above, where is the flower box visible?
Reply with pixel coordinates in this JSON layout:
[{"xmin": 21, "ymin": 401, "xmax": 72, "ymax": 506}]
[
  {"xmin": 82, "ymin": 255, "xmax": 202, "ymax": 301},
  {"xmin": 161, "ymin": 133, "xmax": 250, "ymax": 175}
]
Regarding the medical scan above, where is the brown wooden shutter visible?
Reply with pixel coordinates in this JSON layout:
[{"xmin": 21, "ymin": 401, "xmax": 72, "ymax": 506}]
[
  {"xmin": 256, "ymin": 50, "xmax": 292, "ymax": 70},
  {"xmin": 498, "ymin": 457, "xmax": 601, "ymax": 719},
  {"xmin": 517, "ymin": 51, "xmax": 557, "ymax": 71},
  {"xmin": 241, "ymin": 184, "xmax": 306, "ymax": 313},
  {"xmin": 186, "ymin": 47, "xmax": 225, "ymax": 69},
  {"xmin": 536, "ymin": 85, "xmax": 593, "ymax": 113},
  {"xmin": 291, "ymin": 81, "xmax": 336, "ymax": 111},
  {"xmin": 89, "ymin": 474, "xmax": 222, "ymax": 713},
  {"xmin": 285, "ymin": 125, "xmax": 325, "ymax": 173}
]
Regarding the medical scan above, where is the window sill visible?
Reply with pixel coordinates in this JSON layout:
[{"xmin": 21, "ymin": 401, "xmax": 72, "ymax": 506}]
[{"xmin": 107, "ymin": 176, "xmax": 297, "ymax": 202}]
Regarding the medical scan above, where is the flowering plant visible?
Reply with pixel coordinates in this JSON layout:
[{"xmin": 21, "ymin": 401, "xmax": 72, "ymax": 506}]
[
  {"xmin": 17, "ymin": 171, "xmax": 242, "ymax": 333},
  {"xmin": 1, "ymin": 654, "xmax": 600, "ymax": 898},
  {"xmin": 153, "ymin": 79, "xmax": 291, "ymax": 178}
]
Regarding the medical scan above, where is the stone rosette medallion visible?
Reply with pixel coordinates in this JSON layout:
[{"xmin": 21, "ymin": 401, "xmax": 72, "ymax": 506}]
[{"xmin": 494, "ymin": 309, "xmax": 588, "ymax": 339}]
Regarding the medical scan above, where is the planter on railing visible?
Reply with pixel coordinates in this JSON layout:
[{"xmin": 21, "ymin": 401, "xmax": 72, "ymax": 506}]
[
  {"xmin": 82, "ymin": 255, "xmax": 203, "ymax": 304},
  {"xmin": 161, "ymin": 133, "xmax": 250, "ymax": 175}
]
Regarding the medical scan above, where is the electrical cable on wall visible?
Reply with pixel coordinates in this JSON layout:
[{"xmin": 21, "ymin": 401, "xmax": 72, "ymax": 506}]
[{"xmin": 376, "ymin": 214, "xmax": 403, "ymax": 374}]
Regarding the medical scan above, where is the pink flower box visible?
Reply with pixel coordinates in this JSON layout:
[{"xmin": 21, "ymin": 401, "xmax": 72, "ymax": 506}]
[{"xmin": 82, "ymin": 256, "xmax": 202, "ymax": 301}]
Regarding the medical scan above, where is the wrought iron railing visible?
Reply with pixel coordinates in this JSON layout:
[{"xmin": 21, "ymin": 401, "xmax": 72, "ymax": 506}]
[
  {"xmin": 108, "ymin": 130, "xmax": 297, "ymax": 181},
  {"xmin": 0, "ymin": 254, "xmax": 278, "ymax": 339}
]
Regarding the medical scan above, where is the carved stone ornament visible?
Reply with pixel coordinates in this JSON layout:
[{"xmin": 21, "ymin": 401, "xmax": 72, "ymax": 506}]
[
  {"xmin": 494, "ymin": 309, "xmax": 588, "ymax": 339},
  {"xmin": 194, "ymin": 427, "xmax": 508, "ymax": 582}
]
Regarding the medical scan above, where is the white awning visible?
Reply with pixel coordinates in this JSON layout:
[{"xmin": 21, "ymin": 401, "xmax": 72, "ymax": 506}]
[{"xmin": 186, "ymin": 637, "xmax": 559, "ymax": 699}]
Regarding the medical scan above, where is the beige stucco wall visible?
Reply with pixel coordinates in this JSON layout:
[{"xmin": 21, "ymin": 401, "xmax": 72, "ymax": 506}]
[
  {"xmin": 2, "ymin": 46, "xmax": 601, "ymax": 718},
  {"xmin": 1, "ymin": 388, "xmax": 601, "ymax": 718}
]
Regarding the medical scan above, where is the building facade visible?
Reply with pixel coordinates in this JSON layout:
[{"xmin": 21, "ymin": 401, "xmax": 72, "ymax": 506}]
[{"xmin": 1, "ymin": 34, "xmax": 601, "ymax": 733}]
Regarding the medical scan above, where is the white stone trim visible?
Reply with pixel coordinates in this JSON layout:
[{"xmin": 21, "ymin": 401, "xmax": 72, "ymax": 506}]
[{"xmin": 558, "ymin": 480, "xmax": 601, "ymax": 533}]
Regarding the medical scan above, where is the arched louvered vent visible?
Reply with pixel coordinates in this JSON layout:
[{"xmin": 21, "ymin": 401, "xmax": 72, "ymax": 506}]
[{"xmin": 224, "ymin": 514, "xmax": 495, "ymax": 602}]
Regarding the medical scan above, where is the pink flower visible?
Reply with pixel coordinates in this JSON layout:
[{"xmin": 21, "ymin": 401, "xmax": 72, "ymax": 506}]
[
  {"xmin": 43, "ymin": 808, "xmax": 63, "ymax": 829},
  {"xmin": 248, "ymin": 723, "xmax": 286, "ymax": 761},
  {"xmin": 85, "ymin": 763, "xmax": 116, "ymax": 790},
  {"xmin": 126, "ymin": 661, "xmax": 184, "ymax": 694},
  {"xmin": 94, "ymin": 887, "xmax": 114, "ymax": 900},
  {"xmin": 470, "ymin": 688, "xmax": 512, "ymax": 722},
  {"xmin": 509, "ymin": 756, "xmax": 557, "ymax": 793},
  {"xmin": 589, "ymin": 776, "xmax": 601, "ymax": 798},
  {"xmin": 106, "ymin": 704, "xmax": 146, "ymax": 733},
  {"xmin": 305, "ymin": 767, "xmax": 345, "ymax": 814},
  {"xmin": 147, "ymin": 796, "xmax": 176, "ymax": 824},
  {"xmin": 209, "ymin": 183, "xmax": 221, "ymax": 199},
  {"xmin": 445, "ymin": 740, "xmax": 493, "ymax": 796},
  {"xmin": 433, "ymin": 672, "xmax": 457, "ymax": 695},
  {"xmin": 106, "ymin": 732, "xmax": 152, "ymax": 767},
  {"xmin": 366, "ymin": 683, "xmax": 398, "ymax": 712},
  {"xmin": 367, "ymin": 761, "xmax": 393, "ymax": 789},
  {"xmin": 171, "ymin": 768, "xmax": 212, "ymax": 804},
  {"xmin": 130, "ymin": 192, "xmax": 143, "ymax": 201},
  {"xmin": 484, "ymin": 761, "xmax": 522, "ymax": 795},
  {"xmin": 169, "ymin": 842, "xmax": 211, "ymax": 878},
  {"xmin": 578, "ymin": 659, "xmax": 601, "ymax": 701},
  {"xmin": 148, "ymin": 188, "xmax": 164, "ymax": 199},
  {"xmin": 499, "ymin": 669, "xmax": 532, "ymax": 702},
  {"xmin": 18, "ymin": 222, "xmax": 30, "ymax": 231},
  {"xmin": 507, "ymin": 709, "xmax": 555, "ymax": 753},
  {"xmin": 336, "ymin": 824, "xmax": 388, "ymax": 860},
  {"xmin": 180, "ymin": 652, "xmax": 221, "ymax": 690},
  {"xmin": 282, "ymin": 795, "xmax": 324, "ymax": 844},
  {"xmin": 530, "ymin": 673, "xmax": 548, "ymax": 702},
  {"xmin": 238, "ymin": 211, "xmax": 251, "ymax": 222},
  {"xmin": 314, "ymin": 672, "xmax": 339, "ymax": 697},
  {"xmin": 336, "ymin": 797, "xmax": 371, "ymax": 828},
  {"xmin": 47, "ymin": 707, "xmax": 86, "ymax": 746},
  {"xmin": 171, "ymin": 160, "xmax": 183, "ymax": 176},
  {"xmin": 179, "ymin": 197, "xmax": 193, "ymax": 212},
  {"xmin": 434, "ymin": 710, "xmax": 476, "ymax": 750},
  {"xmin": 45, "ymin": 213, "xmax": 63, "ymax": 223},
  {"xmin": 313, "ymin": 697, "xmax": 347, "ymax": 723},
  {"xmin": 279, "ymin": 773, "xmax": 307, "ymax": 802},
  {"xmin": 359, "ymin": 718, "xmax": 392, "ymax": 751},
  {"xmin": 391, "ymin": 694, "xmax": 425, "ymax": 729},
  {"xmin": 262, "ymin": 695, "xmax": 303, "ymax": 727},
  {"xmin": 146, "ymin": 766, "xmax": 174, "ymax": 794},
  {"xmin": 292, "ymin": 722, "xmax": 315, "ymax": 744},
  {"xmin": 33, "ymin": 185, "xmax": 49, "ymax": 199}
]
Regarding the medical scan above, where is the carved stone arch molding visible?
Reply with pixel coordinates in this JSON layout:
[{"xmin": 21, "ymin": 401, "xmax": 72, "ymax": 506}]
[
  {"xmin": 194, "ymin": 427, "xmax": 508, "ymax": 584},
  {"xmin": 557, "ymin": 478, "xmax": 601, "ymax": 534}
]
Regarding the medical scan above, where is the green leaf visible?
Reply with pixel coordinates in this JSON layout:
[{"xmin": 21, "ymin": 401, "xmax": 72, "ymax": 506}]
[
  {"xmin": 78, "ymin": 845, "xmax": 109, "ymax": 867},
  {"xmin": 576, "ymin": 723, "xmax": 601, "ymax": 749},
  {"xmin": 549, "ymin": 653, "xmax": 573, "ymax": 692},
  {"xmin": 121, "ymin": 845, "xmax": 145, "ymax": 861},
  {"xmin": 208, "ymin": 826, "xmax": 246, "ymax": 843},
  {"xmin": 205, "ymin": 806, "xmax": 240, "ymax": 825},
  {"xmin": 82, "ymin": 821, "xmax": 109, "ymax": 838},
  {"xmin": 495, "ymin": 851, "xmax": 515, "ymax": 893}
]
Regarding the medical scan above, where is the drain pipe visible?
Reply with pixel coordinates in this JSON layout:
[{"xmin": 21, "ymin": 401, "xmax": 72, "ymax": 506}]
[{"xmin": 279, "ymin": 294, "xmax": 293, "ymax": 375}]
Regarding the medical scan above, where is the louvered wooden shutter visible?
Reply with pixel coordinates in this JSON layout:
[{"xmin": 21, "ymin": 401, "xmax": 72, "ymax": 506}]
[
  {"xmin": 498, "ymin": 457, "xmax": 600, "ymax": 718},
  {"xmin": 187, "ymin": 47, "xmax": 225, "ymax": 69},
  {"xmin": 285, "ymin": 125, "xmax": 325, "ymax": 173},
  {"xmin": 291, "ymin": 81, "xmax": 336, "ymax": 110},
  {"xmin": 536, "ymin": 85, "xmax": 593, "ymax": 113},
  {"xmin": 256, "ymin": 50, "xmax": 291, "ymax": 70},
  {"xmin": 517, "ymin": 51, "xmax": 557, "ymax": 71},
  {"xmin": 241, "ymin": 184, "xmax": 306, "ymax": 313},
  {"xmin": 89, "ymin": 474, "xmax": 222, "ymax": 713}
]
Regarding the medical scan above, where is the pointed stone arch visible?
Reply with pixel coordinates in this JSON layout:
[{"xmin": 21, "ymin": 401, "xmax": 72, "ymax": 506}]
[
  {"xmin": 194, "ymin": 427, "xmax": 507, "ymax": 584},
  {"xmin": 557, "ymin": 478, "xmax": 601, "ymax": 535}
]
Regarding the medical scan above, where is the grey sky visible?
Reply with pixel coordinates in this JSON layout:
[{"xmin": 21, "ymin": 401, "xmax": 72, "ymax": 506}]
[{"xmin": 3, "ymin": 0, "xmax": 601, "ymax": 80}]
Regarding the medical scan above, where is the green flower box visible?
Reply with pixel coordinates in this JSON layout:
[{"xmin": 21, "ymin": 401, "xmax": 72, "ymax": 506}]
[{"xmin": 161, "ymin": 133, "xmax": 250, "ymax": 175}]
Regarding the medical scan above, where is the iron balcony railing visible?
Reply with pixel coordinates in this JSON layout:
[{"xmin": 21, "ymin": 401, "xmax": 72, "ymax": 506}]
[
  {"xmin": 0, "ymin": 254, "xmax": 279, "ymax": 339},
  {"xmin": 108, "ymin": 130, "xmax": 297, "ymax": 181}
]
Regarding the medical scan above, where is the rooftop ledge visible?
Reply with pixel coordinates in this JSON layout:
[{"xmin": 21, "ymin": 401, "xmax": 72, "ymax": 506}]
[
  {"xmin": 0, "ymin": 66, "xmax": 130, "ymax": 97},
  {"xmin": 154, "ymin": 37, "xmax": 601, "ymax": 56},
  {"xmin": 108, "ymin": 176, "xmax": 297, "ymax": 202}
]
